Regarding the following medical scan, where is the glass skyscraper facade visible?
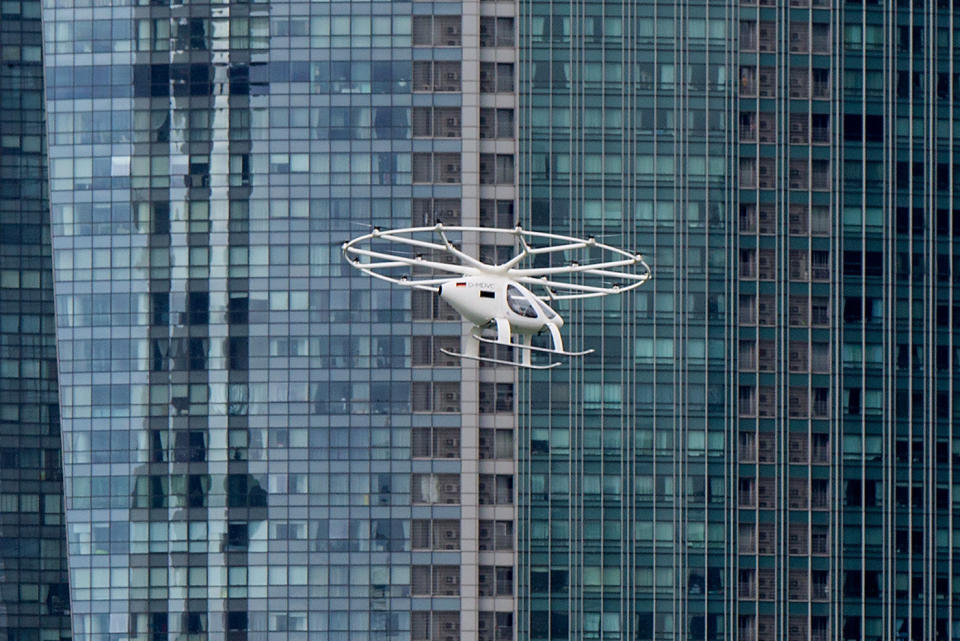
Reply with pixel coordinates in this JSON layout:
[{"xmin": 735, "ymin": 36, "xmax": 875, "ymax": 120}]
[
  {"xmin": 39, "ymin": 0, "xmax": 511, "ymax": 638},
  {"xmin": 518, "ymin": 1, "xmax": 960, "ymax": 641},
  {"xmin": 519, "ymin": 1, "xmax": 734, "ymax": 639},
  {"xmin": 0, "ymin": 0, "xmax": 72, "ymax": 638},
  {"xmin": 0, "ymin": 0, "xmax": 956, "ymax": 639}
]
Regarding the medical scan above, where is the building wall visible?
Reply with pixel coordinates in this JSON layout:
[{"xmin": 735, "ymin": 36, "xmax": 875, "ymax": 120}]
[
  {"xmin": 39, "ymin": 0, "xmax": 518, "ymax": 638},
  {"xmin": 735, "ymin": 1, "xmax": 835, "ymax": 639},
  {"xmin": 0, "ymin": 0, "xmax": 72, "ymax": 638},
  {"xmin": 517, "ymin": 0, "xmax": 960, "ymax": 640},
  {"xmin": 518, "ymin": 0, "xmax": 736, "ymax": 637},
  {"xmin": 838, "ymin": 0, "xmax": 960, "ymax": 638},
  {"xmin": 39, "ymin": 0, "xmax": 440, "ymax": 638}
]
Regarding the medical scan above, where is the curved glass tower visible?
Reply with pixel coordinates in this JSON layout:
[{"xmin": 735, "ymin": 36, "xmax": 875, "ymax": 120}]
[{"xmin": 38, "ymin": 0, "xmax": 495, "ymax": 636}]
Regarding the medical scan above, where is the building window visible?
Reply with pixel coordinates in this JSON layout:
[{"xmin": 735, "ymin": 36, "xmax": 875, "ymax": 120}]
[
  {"xmin": 412, "ymin": 107, "xmax": 461, "ymax": 138},
  {"xmin": 479, "ymin": 429, "xmax": 513, "ymax": 459},
  {"xmin": 413, "ymin": 61, "xmax": 461, "ymax": 92},
  {"xmin": 412, "ymin": 16, "xmax": 462, "ymax": 47},
  {"xmin": 479, "ymin": 62, "xmax": 514, "ymax": 92},
  {"xmin": 412, "ymin": 152, "xmax": 461, "ymax": 183},
  {"xmin": 479, "ymin": 474, "xmax": 513, "ymax": 504},
  {"xmin": 479, "ymin": 108, "xmax": 514, "ymax": 139},
  {"xmin": 412, "ymin": 428, "xmax": 461, "ymax": 458},
  {"xmin": 478, "ymin": 520, "xmax": 513, "ymax": 551},
  {"xmin": 411, "ymin": 336, "xmax": 461, "ymax": 366},
  {"xmin": 479, "ymin": 154, "xmax": 514, "ymax": 184},
  {"xmin": 479, "ymin": 17, "xmax": 515, "ymax": 47},
  {"xmin": 411, "ymin": 520, "xmax": 460, "ymax": 550},
  {"xmin": 411, "ymin": 474, "xmax": 460, "ymax": 504},
  {"xmin": 479, "ymin": 383, "xmax": 513, "ymax": 413},
  {"xmin": 412, "ymin": 565, "xmax": 460, "ymax": 596},
  {"xmin": 411, "ymin": 382, "xmax": 461, "ymax": 413},
  {"xmin": 479, "ymin": 200, "xmax": 514, "ymax": 227},
  {"xmin": 412, "ymin": 198, "xmax": 461, "ymax": 226},
  {"xmin": 412, "ymin": 612, "xmax": 460, "ymax": 641}
]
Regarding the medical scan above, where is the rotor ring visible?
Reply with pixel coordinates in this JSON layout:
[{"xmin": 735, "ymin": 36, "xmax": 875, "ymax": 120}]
[{"xmin": 341, "ymin": 224, "xmax": 651, "ymax": 299}]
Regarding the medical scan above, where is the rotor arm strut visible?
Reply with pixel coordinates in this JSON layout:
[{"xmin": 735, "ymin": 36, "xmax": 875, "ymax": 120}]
[
  {"xmin": 345, "ymin": 246, "xmax": 478, "ymax": 276},
  {"xmin": 435, "ymin": 226, "xmax": 491, "ymax": 273},
  {"xmin": 513, "ymin": 276, "xmax": 636, "ymax": 296},
  {"xmin": 497, "ymin": 229, "xmax": 535, "ymax": 271},
  {"xmin": 510, "ymin": 256, "xmax": 648, "ymax": 278}
]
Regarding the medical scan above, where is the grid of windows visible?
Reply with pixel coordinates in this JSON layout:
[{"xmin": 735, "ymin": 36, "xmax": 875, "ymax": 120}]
[
  {"xmin": 840, "ymin": 0, "xmax": 960, "ymax": 638},
  {"xmin": 39, "ymin": 0, "xmax": 452, "ymax": 638},
  {"xmin": 519, "ymin": 0, "xmax": 733, "ymax": 638},
  {"xmin": 736, "ymin": 0, "xmax": 835, "ymax": 638},
  {"xmin": 519, "ymin": 0, "xmax": 960, "ymax": 641},
  {"xmin": 0, "ymin": 0, "xmax": 71, "ymax": 637}
]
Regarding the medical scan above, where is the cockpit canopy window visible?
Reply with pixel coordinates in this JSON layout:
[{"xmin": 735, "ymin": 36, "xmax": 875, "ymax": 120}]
[
  {"xmin": 534, "ymin": 298, "xmax": 557, "ymax": 319},
  {"xmin": 507, "ymin": 284, "xmax": 540, "ymax": 318}
]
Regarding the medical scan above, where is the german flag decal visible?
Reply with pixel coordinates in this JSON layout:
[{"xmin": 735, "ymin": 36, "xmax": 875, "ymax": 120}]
[{"xmin": 456, "ymin": 282, "xmax": 466, "ymax": 287}]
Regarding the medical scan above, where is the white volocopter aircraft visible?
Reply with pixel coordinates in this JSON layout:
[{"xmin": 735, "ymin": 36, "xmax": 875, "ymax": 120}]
[{"xmin": 342, "ymin": 224, "xmax": 651, "ymax": 369}]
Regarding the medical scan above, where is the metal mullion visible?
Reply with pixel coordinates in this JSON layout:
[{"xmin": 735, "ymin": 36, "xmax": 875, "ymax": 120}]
[
  {"xmin": 924, "ymin": 0, "xmax": 939, "ymax": 637},
  {"xmin": 948, "ymin": 8, "xmax": 956, "ymax": 641},
  {"xmin": 881, "ymin": 2, "xmax": 897, "ymax": 638}
]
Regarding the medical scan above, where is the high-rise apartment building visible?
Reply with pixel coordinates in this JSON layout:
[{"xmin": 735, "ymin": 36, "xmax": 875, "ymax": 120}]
[
  {"xmin": 0, "ymin": 0, "xmax": 955, "ymax": 638},
  {"xmin": 0, "ymin": 0, "xmax": 72, "ymax": 638}
]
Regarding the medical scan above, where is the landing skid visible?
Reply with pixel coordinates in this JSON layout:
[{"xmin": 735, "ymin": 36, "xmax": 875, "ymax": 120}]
[
  {"xmin": 474, "ymin": 334, "xmax": 594, "ymax": 357},
  {"xmin": 439, "ymin": 348, "xmax": 562, "ymax": 370}
]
